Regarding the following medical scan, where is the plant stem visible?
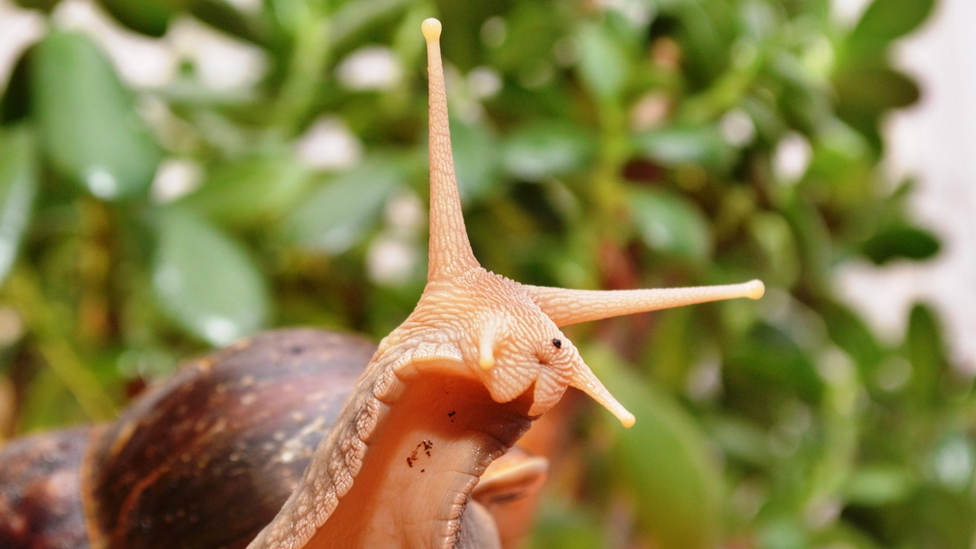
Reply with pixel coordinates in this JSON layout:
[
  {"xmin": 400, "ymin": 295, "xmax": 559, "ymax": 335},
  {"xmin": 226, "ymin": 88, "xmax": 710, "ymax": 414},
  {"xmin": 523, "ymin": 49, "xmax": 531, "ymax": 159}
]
[
  {"xmin": 589, "ymin": 102, "xmax": 630, "ymax": 247},
  {"xmin": 6, "ymin": 270, "xmax": 117, "ymax": 421},
  {"xmin": 273, "ymin": 6, "xmax": 332, "ymax": 133}
]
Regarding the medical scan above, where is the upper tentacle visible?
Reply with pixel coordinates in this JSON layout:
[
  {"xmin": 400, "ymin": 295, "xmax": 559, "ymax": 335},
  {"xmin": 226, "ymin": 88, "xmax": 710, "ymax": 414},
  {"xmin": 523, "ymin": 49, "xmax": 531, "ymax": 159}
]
[{"xmin": 422, "ymin": 19, "xmax": 479, "ymax": 280}]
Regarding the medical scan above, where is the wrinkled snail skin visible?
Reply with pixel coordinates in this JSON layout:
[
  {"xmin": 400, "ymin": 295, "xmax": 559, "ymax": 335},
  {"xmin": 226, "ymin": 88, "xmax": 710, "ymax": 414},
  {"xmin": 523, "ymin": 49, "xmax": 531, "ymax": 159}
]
[{"xmin": 0, "ymin": 17, "xmax": 765, "ymax": 549}]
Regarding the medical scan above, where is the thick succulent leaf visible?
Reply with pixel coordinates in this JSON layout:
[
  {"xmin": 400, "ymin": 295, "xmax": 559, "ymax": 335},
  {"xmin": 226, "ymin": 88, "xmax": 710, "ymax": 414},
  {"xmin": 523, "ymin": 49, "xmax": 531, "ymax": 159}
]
[
  {"xmin": 575, "ymin": 20, "xmax": 629, "ymax": 103},
  {"xmin": 0, "ymin": 127, "xmax": 38, "ymax": 287},
  {"xmin": 449, "ymin": 118, "xmax": 500, "ymax": 201},
  {"xmin": 861, "ymin": 224, "xmax": 940, "ymax": 265},
  {"xmin": 153, "ymin": 208, "xmax": 270, "ymax": 346},
  {"xmin": 587, "ymin": 345, "xmax": 723, "ymax": 549},
  {"xmin": 880, "ymin": 485, "xmax": 976, "ymax": 548},
  {"xmin": 901, "ymin": 303, "xmax": 948, "ymax": 406},
  {"xmin": 95, "ymin": 0, "xmax": 187, "ymax": 37},
  {"xmin": 634, "ymin": 126, "xmax": 736, "ymax": 172},
  {"xmin": 177, "ymin": 154, "xmax": 311, "ymax": 227},
  {"xmin": 32, "ymin": 31, "xmax": 161, "ymax": 200},
  {"xmin": 725, "ymin": 322, "xmax": 823, "ymax": 403},
  {"xmin": 821, "ymin": 301, "xmax": 885, "ymax": 377},
  {"xmin": 189, "ymin": 0, "xmax": 269, "ymax": 45},
  {"xmin": 783, "ymin": 198, "xmax": 833, "ymax": 293},
  {"xmin": 845, "ymin": 0, "xmax": 937, "ymax": 61},
  {"xmin": 1, "ymin": 45, "xmax": 33, "ymax": 124},
  {"xmin": 529, "ymin": 506, "xmax": 605, "ymax": 549},
  {"xmin": 748, "ymin": 212, "xmax": 801, "ymax": 288},
  {"xmin": 631, "ymin": 188, "xmax": 713, "ymax": 263},
  {"xmin": 280, "ymin": 159, "xmax": 404, "ymax": 253},
  {"xmin": 843, "ymin": 465, "xmax": 916, "ymax": 506},
  {"xmin": 834, "ymin": 66, "xmax": 921, "ymax": 113},
  {"xmin": 12, "ymin": 0, "xmax": 62, "ymax": 11},
  {"xmin": 501, "ymin": 121, "xmax": 595, "ymax": 181}
]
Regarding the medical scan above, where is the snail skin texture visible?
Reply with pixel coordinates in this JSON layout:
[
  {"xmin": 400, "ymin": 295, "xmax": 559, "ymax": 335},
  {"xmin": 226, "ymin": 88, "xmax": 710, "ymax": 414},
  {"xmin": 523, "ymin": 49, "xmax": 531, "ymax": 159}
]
[{"xmin": 0, "ymin": 18, "xmax": 764, "ymax": 549}]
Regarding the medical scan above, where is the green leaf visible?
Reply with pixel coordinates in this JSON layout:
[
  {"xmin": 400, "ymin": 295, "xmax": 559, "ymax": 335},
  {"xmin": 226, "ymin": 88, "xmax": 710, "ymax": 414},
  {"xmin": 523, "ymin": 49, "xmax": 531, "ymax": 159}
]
[
  {"xmin": 806, "ymin": 122, "xmax": 874, "ymax": 206},
  {"xmin": 843, "ymin": 465, "xmax": 916, "ymax": 506},
  {"xmin": 928, "ymin": 431, "xmax": 976, "ymax": 492},
  {"xmin": 725, "ymin": 323, "xmax": 823, "ymax": 403},
  {"xmin": 634, "ymin": 126, "xmax": 735, "ymax": 172},
  {"xmin": 178, "ymin": 154, "xmax": 311, "ymax": 227},
  {"xmin": 1, "ymin": 46, "xmax": 33, "ymax": 124},
  {"xmin": 280, "ymin": 159, "xmax": 404, "ymax": 253},
  {"xmin": 588, "ymin": 345, "xmax": 723, "ymax": 549},
  {"xmin": 153, "ymin": 208, "xmax": 270, "ymax": 346},
  {"xmin": 329, "ymin": 0, "xmax": 416, "ymax": 50},
  {"xmin": 846, "ymin": 0, "xmax": 936, "ymax": 60},
  {"xmin": 834, "ymin": 66, "xmax": 921, "ymax": 113},
  {"xmin": 449, "ymin": 118, "xmax": 500, "ymax": 201},
  {"xmin": 881, "ymin": 486, "xmax": 976, "ymax": 548},
  {"xmin": 748, "ymin": 212, "xmax": 800, "ymax": 288},
  {"xmin": 530, "ymin": 505, "xmax": 606, "ymax": 549},
  {"xmin": 32, "ymin": 31, "xmax": 161, "ymax": 200},
  {"xmin": 769, "ymin": 52, "xmax": 832, "ymax": 135},
  {"xmin": 631, "ymin": 188, "xmax": 712, "ymax": 263},
  {"xmin": 575, "ymin": 21, "xmax": 629, "ymax": 103},
  {"xmin": 644, "ymin": 307, "xmax": 694, "ymax": 391},
  {"xmin": 815, "ymin": 522, "xmax": 889, "ymax": 549},
  {"xmin": 861, "ymin": 224, "xmax": 940, "ymax": 264},
  {"xmin": 17, "ymin": 369, "xmax": 85, "ymax": 432},
  {"xmin": 0, "ymin": 128, "xmax": 38, "ymax": 288},
  {"xmin": 759, "ymin": 519, "xmax": 808, "ymax": 549},
  {"xmin": 821, "ymin": 301, "xmax": 885, "ymax": 376},
  {"xmin": 95, "ymin": 0, "xmax": 188, "ymax": 37},
  {"xmin": 711, "ymin": 416, "xmax": 772, "ymax": 468},
  {"xmin": 501, "ymin": 121, "xmax": 595, "ymax": 181},
  {"xmin": 190, "ymin": 0, "xmax": 268, "ymax": 44},
  {"xmin": 902, "ymin": 303, "xmax": 946, "ymax": 405},
  {"xmin": 783, "ymin": 198, "xmax": 833, "ymax": 293},
  {"xmin": 13, "ymin": 0, "xmax": 62, "ymax": 11}
]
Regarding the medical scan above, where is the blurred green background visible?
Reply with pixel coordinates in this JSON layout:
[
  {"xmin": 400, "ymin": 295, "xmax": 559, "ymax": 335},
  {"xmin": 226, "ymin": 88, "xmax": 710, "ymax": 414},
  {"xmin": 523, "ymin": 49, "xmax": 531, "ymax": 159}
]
[{"xmin": 1, "ymin": 0, "xmax": 970, "ymax": 547}]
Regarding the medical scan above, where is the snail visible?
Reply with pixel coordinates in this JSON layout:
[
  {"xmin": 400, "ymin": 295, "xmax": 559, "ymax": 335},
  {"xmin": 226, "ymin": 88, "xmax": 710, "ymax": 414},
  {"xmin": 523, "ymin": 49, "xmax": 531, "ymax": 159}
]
[{"xmin": 0, "ymin": 18, "xmax": 765, "ymax": 549}]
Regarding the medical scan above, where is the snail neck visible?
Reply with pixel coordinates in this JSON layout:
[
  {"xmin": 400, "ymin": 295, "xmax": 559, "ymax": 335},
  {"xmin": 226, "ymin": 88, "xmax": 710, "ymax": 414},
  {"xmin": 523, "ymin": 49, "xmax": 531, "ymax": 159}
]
[
  {"xmin": 308, "ymin": 371, "xmax": 531, "ymax": 548},
  {"xmin": 248, "ymin": 347, "xmax": 532, "ymax": 549}
]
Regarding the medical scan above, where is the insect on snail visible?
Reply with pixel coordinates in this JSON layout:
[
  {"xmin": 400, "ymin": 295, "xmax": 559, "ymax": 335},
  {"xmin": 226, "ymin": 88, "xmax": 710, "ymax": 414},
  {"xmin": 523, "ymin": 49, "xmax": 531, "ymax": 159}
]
[{"xmin": 0, "ymin": 18, "xmax": 765, "ymax": 549}]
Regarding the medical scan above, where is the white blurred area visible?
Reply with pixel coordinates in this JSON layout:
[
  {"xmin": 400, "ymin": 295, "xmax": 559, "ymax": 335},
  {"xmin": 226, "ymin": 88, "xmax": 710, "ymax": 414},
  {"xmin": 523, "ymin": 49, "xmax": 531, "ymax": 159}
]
[
  {"xmin": 0, "ymin": 0, "xmax": 973, "ymax": 369},
  {"xmin": 0, "ymin": 0, "xmax": 266, "ymax": 89},
  {"xmin": 833, "ymin": 0, "xmax": 976, "ymax": 373}
]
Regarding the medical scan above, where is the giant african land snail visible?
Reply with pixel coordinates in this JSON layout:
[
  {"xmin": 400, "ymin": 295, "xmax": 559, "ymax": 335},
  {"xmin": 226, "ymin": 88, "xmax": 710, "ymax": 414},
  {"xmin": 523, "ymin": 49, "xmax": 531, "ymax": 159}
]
[{"xmin": 0, "ymin": 18, "xmax": 764, "ymax": 549}]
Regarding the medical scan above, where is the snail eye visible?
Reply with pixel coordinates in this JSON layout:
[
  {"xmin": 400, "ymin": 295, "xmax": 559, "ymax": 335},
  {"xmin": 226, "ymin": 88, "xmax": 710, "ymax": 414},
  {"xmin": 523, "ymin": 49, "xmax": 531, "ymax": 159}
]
[{"xmin": 552, "ymin": 338, "xmax": 562, "ymax": 349}]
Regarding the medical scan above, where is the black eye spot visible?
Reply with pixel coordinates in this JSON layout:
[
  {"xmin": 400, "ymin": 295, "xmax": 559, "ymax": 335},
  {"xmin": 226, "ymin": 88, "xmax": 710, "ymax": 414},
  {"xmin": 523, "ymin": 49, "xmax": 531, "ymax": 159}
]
[{"xmin": 552, "ymin": 338, "xmax": 562, "ymax": 349}]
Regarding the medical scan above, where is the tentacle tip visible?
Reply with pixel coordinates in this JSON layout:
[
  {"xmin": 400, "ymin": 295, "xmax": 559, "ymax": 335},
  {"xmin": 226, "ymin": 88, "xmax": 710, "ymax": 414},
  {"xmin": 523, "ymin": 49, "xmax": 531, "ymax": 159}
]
[
  {"xmin": 618, "ymin": 411, "xmax": 636, "ymax": 428},
  {"xmin": 746, "ymin": 279, "xmax": 765, "ymax": 300},
  {"xmin": 422, "ymin": 18, "xmax": 442, "ymax": 42}
]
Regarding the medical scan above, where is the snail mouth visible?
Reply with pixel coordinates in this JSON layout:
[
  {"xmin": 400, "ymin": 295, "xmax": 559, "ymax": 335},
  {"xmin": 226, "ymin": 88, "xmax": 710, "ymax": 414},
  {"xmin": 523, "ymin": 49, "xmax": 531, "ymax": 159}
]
[{"xmin": 303, "ymin": 373, "xmax": 533, "ymax": 548}]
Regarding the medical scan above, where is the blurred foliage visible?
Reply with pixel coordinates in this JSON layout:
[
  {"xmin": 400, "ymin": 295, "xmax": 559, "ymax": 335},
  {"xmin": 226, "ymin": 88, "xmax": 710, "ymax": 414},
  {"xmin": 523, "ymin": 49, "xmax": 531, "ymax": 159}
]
[{"xmin": 0, "ymin": 0, "xmax": 969, "ymax": 547}]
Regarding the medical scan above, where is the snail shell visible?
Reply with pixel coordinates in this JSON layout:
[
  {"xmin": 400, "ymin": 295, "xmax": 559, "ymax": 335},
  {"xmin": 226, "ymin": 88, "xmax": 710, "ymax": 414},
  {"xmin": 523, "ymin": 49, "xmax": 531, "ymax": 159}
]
[{"xmin": 2, "ymin": 330, "xmax": 372, "ymax": 549}]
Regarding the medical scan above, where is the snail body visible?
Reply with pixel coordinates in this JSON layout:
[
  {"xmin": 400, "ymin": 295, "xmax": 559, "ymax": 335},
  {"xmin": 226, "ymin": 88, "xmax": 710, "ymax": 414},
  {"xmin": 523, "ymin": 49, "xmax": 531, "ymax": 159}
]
[
  {"xmin": 2, "ymin": 329, "xmax": 538, "ymax": 549},
  {"xmin": 0, "ymin": 427, "xmax": 91, "ymax": 549},
  {"xmin": 0, "ymin": 19, "xmax": 764, "ymax": 549}
]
